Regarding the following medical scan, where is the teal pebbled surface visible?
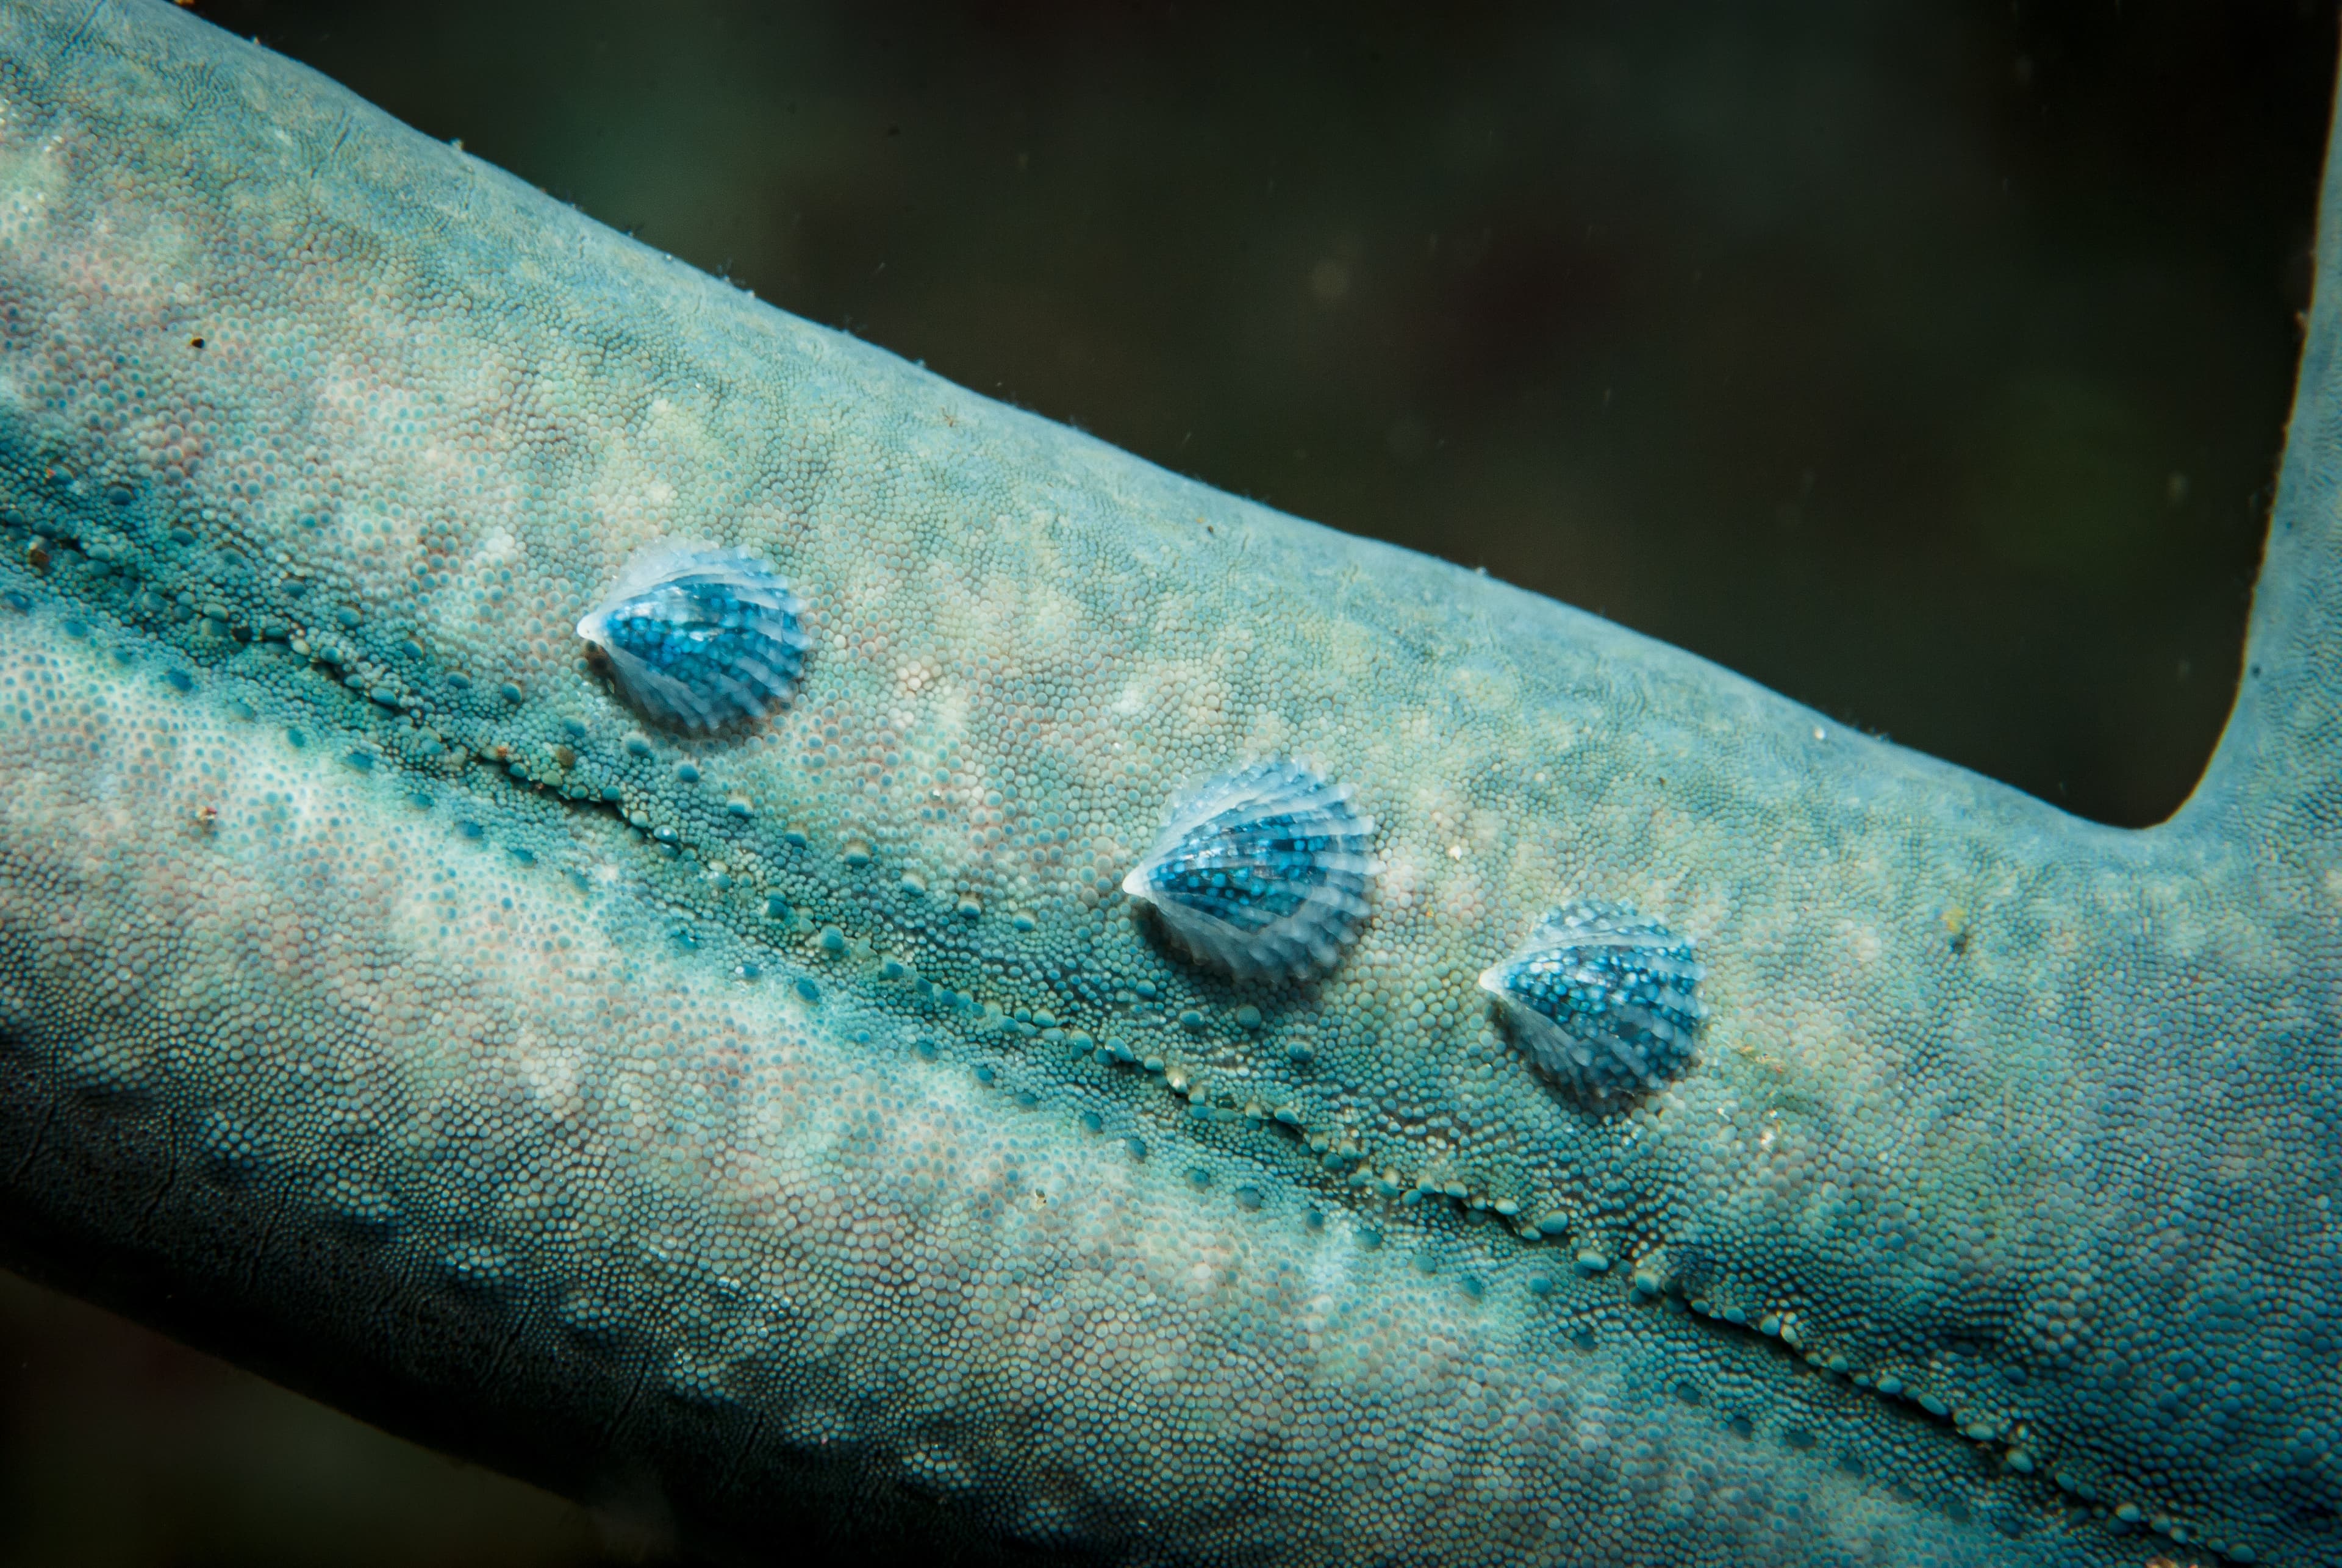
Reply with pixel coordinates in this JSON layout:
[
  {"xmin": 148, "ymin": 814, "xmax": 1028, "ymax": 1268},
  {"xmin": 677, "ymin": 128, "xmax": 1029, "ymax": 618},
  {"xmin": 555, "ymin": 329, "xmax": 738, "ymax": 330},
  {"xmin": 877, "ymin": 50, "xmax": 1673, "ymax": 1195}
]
[{"xmin": 0, "ymin": 2, "xmax": 2334, "ymax": 1564}]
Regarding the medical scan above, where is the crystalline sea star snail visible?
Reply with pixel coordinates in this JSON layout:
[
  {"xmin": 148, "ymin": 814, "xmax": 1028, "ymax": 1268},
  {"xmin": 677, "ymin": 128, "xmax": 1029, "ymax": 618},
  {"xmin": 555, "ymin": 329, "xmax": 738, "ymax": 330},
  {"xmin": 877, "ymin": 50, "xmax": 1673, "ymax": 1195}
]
[
  {"xmin": 1478, "ymin": 899, "xmax": 1707, "ymax": 1106},
  {"xmin": 573, "ymin": 542, "xmax": 814, "ymax": 734},
  {"xmin": 0, "ymin": 5, "xmax": 2338, "ymax": 1568},
  {"xmin": 1119, "ymin": 760, "xmax": 1378, "ymax": 982}
]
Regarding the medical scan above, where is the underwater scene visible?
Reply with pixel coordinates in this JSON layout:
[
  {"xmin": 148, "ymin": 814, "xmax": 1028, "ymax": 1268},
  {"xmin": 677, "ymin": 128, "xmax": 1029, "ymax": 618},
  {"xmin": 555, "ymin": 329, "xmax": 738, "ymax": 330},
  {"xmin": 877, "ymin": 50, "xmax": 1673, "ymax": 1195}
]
[{"xmin": 0, "ymin": 2, "xmax": 2334, "ymax": 1565}]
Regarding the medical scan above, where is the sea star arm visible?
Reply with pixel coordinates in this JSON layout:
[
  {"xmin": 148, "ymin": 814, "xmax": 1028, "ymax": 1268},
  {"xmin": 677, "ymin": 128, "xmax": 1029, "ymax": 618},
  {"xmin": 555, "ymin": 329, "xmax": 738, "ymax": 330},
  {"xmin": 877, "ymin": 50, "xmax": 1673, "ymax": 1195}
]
[{"xmin": 0, "ymin": 5, "xmax": 2332, "ymax": 1565}]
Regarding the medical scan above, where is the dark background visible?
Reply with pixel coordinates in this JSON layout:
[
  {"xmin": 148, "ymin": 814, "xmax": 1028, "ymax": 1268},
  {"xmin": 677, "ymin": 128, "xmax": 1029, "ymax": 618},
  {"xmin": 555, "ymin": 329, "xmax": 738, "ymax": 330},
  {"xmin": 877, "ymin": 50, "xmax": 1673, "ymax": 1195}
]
[{"xmin": 2, "ymin": 2, "xmax": 2334, "ymax": 1563}]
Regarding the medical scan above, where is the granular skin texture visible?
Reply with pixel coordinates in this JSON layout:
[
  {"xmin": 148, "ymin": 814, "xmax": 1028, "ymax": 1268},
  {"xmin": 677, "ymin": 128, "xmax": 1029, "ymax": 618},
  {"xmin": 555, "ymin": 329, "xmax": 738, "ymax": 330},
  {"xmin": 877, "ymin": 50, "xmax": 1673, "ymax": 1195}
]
[{"xmin": 0, "ymin": 4, "xmax": 2335, "ymax": 1566}]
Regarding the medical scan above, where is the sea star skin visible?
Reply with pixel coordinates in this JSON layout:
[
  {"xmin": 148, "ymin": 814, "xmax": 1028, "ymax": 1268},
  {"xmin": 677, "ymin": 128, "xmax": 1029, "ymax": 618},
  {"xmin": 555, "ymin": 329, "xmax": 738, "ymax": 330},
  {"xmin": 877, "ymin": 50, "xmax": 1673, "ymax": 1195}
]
[{"xmin": 0, "ymin": 3, "xmax": 2330, "ymax": 1564}]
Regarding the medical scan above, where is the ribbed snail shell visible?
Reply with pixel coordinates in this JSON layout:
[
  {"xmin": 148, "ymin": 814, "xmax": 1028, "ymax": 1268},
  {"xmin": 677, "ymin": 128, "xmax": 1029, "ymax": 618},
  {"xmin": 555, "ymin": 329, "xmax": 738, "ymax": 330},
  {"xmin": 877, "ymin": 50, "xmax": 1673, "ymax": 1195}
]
[
  {"xmin": 1480, "ymin": 898, "xmax": 1705, "ymax": 1103},
  {"xmin": 575, "ymin": 542, "xmax": 811, "ymax": 732},
  {"xmin": 1121, "ymin": 760, "xmax": 1377, "ymax": 981}
]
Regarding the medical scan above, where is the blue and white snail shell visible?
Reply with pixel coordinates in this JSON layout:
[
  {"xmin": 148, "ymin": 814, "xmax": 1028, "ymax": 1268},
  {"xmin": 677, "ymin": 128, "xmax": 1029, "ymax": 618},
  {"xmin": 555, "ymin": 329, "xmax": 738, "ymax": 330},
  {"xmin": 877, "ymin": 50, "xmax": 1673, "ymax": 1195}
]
[
  {"xmin": 1480, "ymin": 898, "xmax": 1705, "ymax": 1103},
  {"xmin": 1121, "ymin": 760, "xmax": 1377, "ymax": 981},
  {"xmin": 575, "ymin": 542, "xmax": 812, "ymax": 732}
]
